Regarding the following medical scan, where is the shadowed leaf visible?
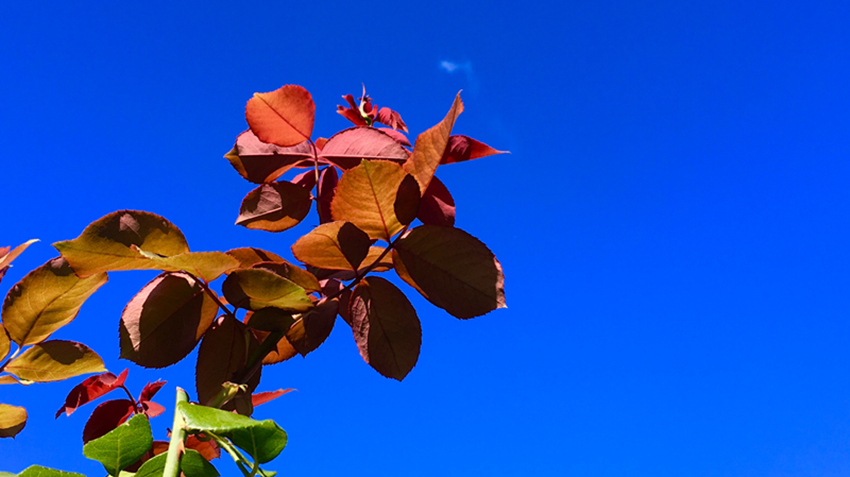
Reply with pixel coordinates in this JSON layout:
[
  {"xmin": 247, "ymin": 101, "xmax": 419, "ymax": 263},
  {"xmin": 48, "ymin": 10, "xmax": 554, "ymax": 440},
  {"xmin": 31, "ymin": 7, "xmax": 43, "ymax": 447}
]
[
  {"xmin": 393, "ymin": 225, "xmax": 506, "ymax": 319},
  {"xmin": 222, "ymin": 269, "xmax": 312, "ymax": 312},
  {"xmin": 320, "ymin": 127, "xmax": 409, "ymax": 170},
  {"xmin": 225, "ymin": 247, "xmax": 285, "ymax": 268},
  {"xmin": 134, "ymin": 249, "xmax": 241, "ymax": 282},
  {"xmin": 186, "ymin": 435, "xmax": 221, "ymax": 462},
  {"xmin": 2, "ymin": 257, "xmax": 107, "ymax": 346},
  {"xmin": 417, "ymin": 176, "xmax": 455, "ymax": 226},
  {"xmin": 56, "ymin": 369, "xmax": 128, "ymax": 418},
  {"xmin": 236, "ymin": 182, "xmax": 312, "ymax": 232},
  {"xmin": 394, "ymin": 174, "xmax": 421, "ymax": 226},
  {"xmin": 251, "ymin": 261, "xmax": 321, "ymax": 293},
  {"xmin": 246, "ymin": 84, "xmax": 314, "ymax": 147},
  {"xmin": 244, "ymin": 307, "xmax": 295, "ymax": 333},
  {"xmin": 375, "ymin": 107, "xmax": 408, "ymax": 132},
  {"xmin": 0, "ymin": 403, "xmax": 27, "ymax": 438},
  {"xmin": 0, "ymin": 324, "xmax": 9, "ymax": 362},
  {"xmin": 252, "ymin": 389, "xmax": 293, "ymax": 407},
  {"xmin": 350, "ymin": 277, "xmax": 421, "ymax": 380},
  {"xmin": 82, "ymin": 399, "xmax": 135, "ymax": 443},
  {"xmin": 119, "ymin": 272, "xmax": 218, "ymax": 368},
  {"xmin": 17, "ymin": 466, "xmax": 85, "ymax": 477},
  {"xmin": 440, "ymin": 135, "xmax": 507, "ymax": 164},
  {"xmin": 321, "ymin": 279, "xmax": 352, "ymax": 325},
  {"xmin": 245, "ymin": 312, "xmax": 298, "ymax": 365},
  {"xmin": 317, "ymin": 166, "xmax": 338, "ymax": 224},
  {"xmin": 225, "ymin": 129, "xmax": 314, "ymax": 183},
  {"xmin": 135, "ymin": 449, "xmax": 218, "ymax": 477},
  {"xmin": 229, "ymin": 419, "xmax": 288, "ymax": 464},
  {"xmin": 196, "ymin": 316, "xmax": 261, "ymax": 410},
  {"xmin": 4, "ymin": 340, "xmax": 105, "ymax": 382},
  {"xmin": 331, "ymin": 160, "xmax": 410, "ymax": 240},
  {"xmin": 83, "ymin": 413, "xmax": 152, "ymax": 475},
  {"xmin": 404, "ymin": 93, "xmax": 463, "ymax": 192},
  {"xmin": 54, "ymin": 211, "xmax": 189, "ymax": 277},
  {"xmin": 292, "ymin": 221, "xmax": 371, "ymax": 271},
  {"xmin": 287, "ymin": 299, "xmax": 338, "ymax": 356}
]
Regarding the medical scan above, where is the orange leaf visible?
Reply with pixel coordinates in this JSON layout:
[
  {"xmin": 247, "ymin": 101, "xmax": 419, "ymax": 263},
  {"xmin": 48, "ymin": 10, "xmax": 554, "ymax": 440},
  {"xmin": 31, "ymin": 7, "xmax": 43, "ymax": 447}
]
[
  {"xmin": 291, "ymin": 221, "xmax": 371, "ymax": 271},
  {"xmin": 404, "ymin": 92, "xmax": 463, "ymax": 192},
  {"xmin": 245, "ymin": 85, "xmax": 315, "ymax": 147},
  {"xmin": 331, "ymin": 160, "xmax": 409, "ymax": 241},
  {"xmin": 226, "ymin": 248, "xmax": 285, "ymax": 268}
]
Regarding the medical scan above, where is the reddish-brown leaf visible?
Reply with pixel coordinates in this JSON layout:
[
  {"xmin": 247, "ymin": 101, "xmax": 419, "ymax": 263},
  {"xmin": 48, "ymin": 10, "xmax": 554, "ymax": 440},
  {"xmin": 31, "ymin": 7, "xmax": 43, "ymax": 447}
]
[
  {"xmin": 320, "ymin": 127, "xmax": 409, "ymax": 170},
  {"xmin": 245, "ymin": 85, "xmax": 315, "ymax": 147},
  {"xmin": 140, "ymin": 400, "xmax": 165, "ymax": 418},
  {"xmin": 82, "ymin": 399, "xmax": 135, "ymax": 443},
  {"xmin": 186, "ymin": 434, "xmax": 221, "ymax": 461},
  {"xmin": 404, "ymin": 93, "xmax": 463, "ymax": 192},
  {"xmin": 350, "ymin": 277, "xmax": 421, "ymax": 380},
  {"xmin": 291, "ymin": 221, "xmax": 372, "ymax": 271},
  {"xmin": 0, "ymin": 403, "xmax": 27, "ymax": 438},
  {"xmin": 252, "ymin": 389, "xmax": 293, "ymax": 407},
  {"xmin": 225, "ymin": 130, "xmax": 314, "ymax": 183},
  {"xmin": 440, "ymin": 135, "xmax": 507, "ymax": 165},
  {"xmin": 225, "ymin": 248, "xmax": 285, "ymax": 268},
  {"xmin": 394, "ymin": 174, "xmax": 421, "ymax": 226},
  {"xmin": 331, "ymin": 160, "xmax": 410, "ymax": 241},
  {"xmin": 53, "ymin": 210, "xmax": 189, "ymax": 277},
  {"xmin": 317, "ymin": 166, "xmax": 338, "ymax": 224},
  {"xmin": 236, "ymin": 182, "xmax": 312, "ymax": 233},
  {"xmin": 55, "ymin": 369, "xmax": 128, "ymax": 418},
  {"xmin": 336, "ymin": 94, "xmax": 368, "ymax": 127},
  {"xmin": 287, "ymin": 299, "xmax": 339, "ymax": 356},
  {"xmin": 393, "ymin": 225, "xmax": 506, "ymax": 319},
  {"xmin": 251, "ymin": 261, "xmax": 321, "ymax": 293},
  {"xmin": 196, "ymin": 316, "xmax": 261, "ymax": 411},
  {"xmin": 417, "ymin": 176, "xmax": 455, "ymax": 227},
  {"xmin": 119, "ymin": 272, "xmax": 218, "ymax": 368},
  {"xmin": 375, "ymin": 107, "xmax": 408, "ymax": 132},
  {"xmin": 321, "ymin": 279, "xmax": 352, "ymax": 325},
  {"xmin": 138, "ymin": 380, "xmax": 166, "ymax": 403},
  {"xmin": 244, "ymin": 312, "xmax": 299, "ymax": 365},
  {"xmin": 377, "ymin": 127, "xmax": 411, "ymax": 147},
  {"xmin": 291, "ymin": 169, "xmax": 317, "ymax": 190}
]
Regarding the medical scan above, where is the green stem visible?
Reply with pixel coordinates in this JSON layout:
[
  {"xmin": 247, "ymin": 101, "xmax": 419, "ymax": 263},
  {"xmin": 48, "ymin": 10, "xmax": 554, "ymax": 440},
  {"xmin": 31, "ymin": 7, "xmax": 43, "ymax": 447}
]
[
  {"xmin": 163, "ymin": 388, "xmax": 189, "ymax": 477},
  {"xmin": 208, "ymin": 431, "xmax": 252, "ymax": 477}
]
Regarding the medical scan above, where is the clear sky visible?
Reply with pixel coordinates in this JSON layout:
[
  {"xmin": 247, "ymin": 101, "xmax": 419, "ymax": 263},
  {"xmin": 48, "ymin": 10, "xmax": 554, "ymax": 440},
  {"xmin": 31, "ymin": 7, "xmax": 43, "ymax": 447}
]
[{"xmin": 2, "ymin": 1, "xmax": 850, "ymax": 476}]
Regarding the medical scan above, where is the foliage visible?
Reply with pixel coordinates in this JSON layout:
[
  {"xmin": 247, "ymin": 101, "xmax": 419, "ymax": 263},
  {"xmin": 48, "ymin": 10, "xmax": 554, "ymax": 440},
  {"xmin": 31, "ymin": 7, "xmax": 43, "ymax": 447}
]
[{"xmin": 0, "ymin": 84, "xmax": 506, "ymax": 475}]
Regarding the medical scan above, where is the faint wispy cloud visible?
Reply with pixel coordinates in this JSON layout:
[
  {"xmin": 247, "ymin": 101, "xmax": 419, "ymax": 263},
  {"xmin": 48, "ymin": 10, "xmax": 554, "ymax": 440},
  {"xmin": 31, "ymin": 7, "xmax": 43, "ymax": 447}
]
[{"xmin": 439, "ymin": 59, "xmax": 479, "ymax": 94}]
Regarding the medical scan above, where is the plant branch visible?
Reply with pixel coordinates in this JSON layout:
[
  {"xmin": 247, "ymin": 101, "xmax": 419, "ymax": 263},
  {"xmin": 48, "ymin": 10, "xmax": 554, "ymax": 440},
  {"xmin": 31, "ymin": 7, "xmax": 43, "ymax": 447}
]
[
  {"xmin": 163, "ymin": 388, "xmax": 189, "ymax": 477},
  {"xmin": 118, "ymin": 385, "xmax": 139, "ymax": 412},
  {"xmin": 208, "ymin": 431, "xmax": 252, "ymax": 477},
  {"xmin": 308, "ymin": 138, "xmax": 321, "ymax": 204},
  {"xmin": 197, "ymin": 276, "xmax": 237, "ymax": 320}
]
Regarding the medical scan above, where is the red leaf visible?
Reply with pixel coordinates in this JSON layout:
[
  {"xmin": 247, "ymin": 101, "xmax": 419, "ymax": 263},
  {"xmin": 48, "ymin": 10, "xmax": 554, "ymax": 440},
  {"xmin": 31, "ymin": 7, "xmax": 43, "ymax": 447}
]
[
  {"xmin": 377, "ymin": 127, "xmax": 411, "ymax": 147},
  {"xmin": 252, "ymin": 389, "xmax": 293, "ymax": 407},
  {"xmin": 417, "ymin": 176, "xmax": 455, "ymax": 227},
  {"xmin": 350, "ymin": 277, "xmax": 421, "ymax": 380},
  {"xmin": 245, "ymin": 85, "xmax": 315, "ymax": 147},
  {"xmin": 82, "ymin": 399, "xmax": 135, "ymax": 443},
  {"xmin": 440, "ymin": 135, "xmax": 506, "ymax": 165},
  {"xmin": 375, "ymin": 107, "xmax": 408, "ymax": 133},
  {"xmin": 138, "ymin": 380, "xmax": 166, "ymax": 403},
  {"xmin": 317, "ymin": 166, "xmax": 338, "ymax": 224},
  {"xmin": 225, "ymin": 130, "xmax": 314, "ymax": 183},
  {"xmin": 336, "ymin": 94, "xmax": 368, "ymax": 127},
  {"xmin": 320, "ymin": 127, "xmax": 409, "ymax": 170},
  {"xmin": 55, "ymin": 369, "xmax": 128, "ymax": 418},
  {"xmin": 236, "ymin": 182, "xmax": 312, "ymax": 233},
  {"xmin": 290, "ymin": 169, "xmax": 317, "ymax": 190},
  {"xmin": 140, "ymin": 400, "xmax": 165, "ymax": 418},
  {"xmin": 187, "ymin": 435, "xmax": 221, "ymax": 461}
]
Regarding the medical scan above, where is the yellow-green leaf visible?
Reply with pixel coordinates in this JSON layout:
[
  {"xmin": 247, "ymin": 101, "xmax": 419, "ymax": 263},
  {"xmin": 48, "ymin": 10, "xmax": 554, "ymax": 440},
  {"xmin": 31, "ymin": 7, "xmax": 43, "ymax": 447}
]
[
  {"xmin": 134, "ymin": 249, "xmax": 241, "ymax": 282},
  {"xmin": 0, "ymin": 324, "xmax": 9, "ymax": 362},
  {"xmin": 0, "ymin": 403, "xmax": 27, "ymax": 438},
  {"xmin": 225, "ymin": 247, "xmax": 285, "ymax": 268},
  {"xmin": 403, "ymin": 93, "xmax": 463, "ymax": 192},
  {"xmin": 331, "ymin": 160, "xmax": 409, "ymax": 241},
  {"xmin": 222, "ymin": 269, "xmax": 313, "ymax": 312},
  {"xmin": 54, "ymin": 210, "xmax": 189, "ymax": 277},
  {"xmin": 4, "ymin": 340, "xmax": 105, "ymax": 382},
  {"xmin": 2, "ymin": 257, "xmax": 107, "ymax": 346}
]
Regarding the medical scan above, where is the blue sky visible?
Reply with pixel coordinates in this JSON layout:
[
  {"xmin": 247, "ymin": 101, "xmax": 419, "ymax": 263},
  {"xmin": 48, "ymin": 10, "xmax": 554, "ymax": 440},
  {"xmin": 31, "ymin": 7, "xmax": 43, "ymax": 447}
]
[{"xmin": 2, "ymin": 1, "xmax": 850, "ymax": 476}]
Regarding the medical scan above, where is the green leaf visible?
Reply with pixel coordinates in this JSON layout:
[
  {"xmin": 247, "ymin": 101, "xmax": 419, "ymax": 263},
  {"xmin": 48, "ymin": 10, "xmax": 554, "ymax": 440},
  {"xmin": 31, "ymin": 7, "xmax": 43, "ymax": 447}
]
[
  {"xmin": 17, "ymin": 466, "xmax": 85, "ymax": 477},
  {"xmin": 250, "ymin": 261, "xmax": 321, "ymax": 293},
  {"xmin": 221, "ymin": 269, "xmax": 312, "ymax": 312},
  {"xmin": 291, "ymin": 221, "xmax": 371, "ymax": 271},
  {"xmin": 331, "ymin": 160, "xmax": 410, "ymax": 241},
  {"xmin": 228, "ymin": 419, "xmax": 288, "ymax": 464},
  {"xmin": 2, "ymin": 257, "xmax": 107, "ymax": 346},
  {"xmin": 0, "ymin": 403, "xmax": 27, "ymax": 438},
  {"xmin": 135, "ymin": 450, "xmax": 219, "ymax": 477},
  {"xmin": 178, "ymin": 402, "xmax": 264, "ymax": 433},
  {"xmin": 393, "ymin": 225, "xmax": 506, "ymax": 319},
  {"xmin": 134, "ymin": 452, "xmax": 166, "ymax": 477},
  {"xmin": 4, "ymin": 340, "xmax": 105, "ymax": 382},
  {"xmin": 83, "ymin": 414, "xmax": 153, "ymax": 476},
  {"xmin": 0, "ymin": 472, "xmax": 15, "ymax": 477},
  {"xmin": 54, "ymin": 210, "xmax": 189, "ymax": 277},
  {"xmin": 119, "ymin": 272, "xmax": 218, "ymax": 368}
]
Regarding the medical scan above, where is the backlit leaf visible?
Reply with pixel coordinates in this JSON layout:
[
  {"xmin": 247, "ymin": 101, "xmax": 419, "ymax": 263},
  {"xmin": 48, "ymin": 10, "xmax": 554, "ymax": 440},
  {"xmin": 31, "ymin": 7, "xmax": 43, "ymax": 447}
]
[
  {"xmin": 320, "ymin": 127, "xmax": 409, "ymax": 170},
  {"xmin": 228, "ymin": 419, "xmax": 288, "ymax": 464},
  {"xmin": 226, "ymin": 247, "xmax": 285, "ymax": 268},
  {"xmin": 331, "ymin": 160, "xmax": 409, "ymax": 240},
  {"xmin": 82, "ymin": 399, "xmax": 135, "ymax": 443},
  {"xmin": 17, "ymin": 466, "xmax": 84, "ymax": 477},
  {"xmin": 350, "ymin": 277, "xmax": 421, "ymax": 380},
  {"xmin": 287, "ymin": 299, "xmax": 338, "ymax": 357},
  {"xmin": 119, "ymin": 272, "xmax": 218, "ymax": 368},
  {"xmin": 56, "ymin": 369, "xmax": 128, "ymax": 418},
  {"xmin": 196, "ymin": 316, "xmax": 260, "ymax": 409},
  {"xmin": 179, "ymin": 401, "xmax": 262, "ymax": 433},
  {"xmin": 440, "ymin": 135, "xmax": 507, "ymax": 164},
  {"xmin": 394, "ymin": 174, "xmax": 421, "ymax": 226},
  {"xmin": 0, "ymin": 239, "xmax": 39, "ymax": 280},
  {"xmin": 417, "ymin": 176, "xmax": 455, "ymax": 226},
  {"xmin": 251, "ymin": 261, "xmax": 321, "ymax": 293},
  {"xmin": 83, "ymin": 414, "xmax": 152, "ymax": 475},
  {"xmin": 225, "ymin": 129, "xmax": 314, "ymax": 183},
  {"xmin": 138, "ymin": 380, "xmax": 166, "ymax": 403},
  {"xmin": 291, "ymin": 221, "xmax": 371, "ymax": 271},
  {"xmin": 0, "ymin": 403, "xmax": 27, "ymax": 438},
  {"xmin": 317, "ymin": 166, "xmax": 338, "ymax": 224},
  {"xmin": 54, "ymin": 210, "xmax": 189, "ymax": 277},
  {"xmin": 377, "ymin": 127, "xmax": 411, "ymax": 147},
  {"xmin": 404, "ymin": 93, "xmax": 463, "ymax": 192},
  {"xmin": 236, "ymin": 182, "xmax": 312, "ymax": 232},
  {"xmin": 252, "ymin": 389, "xmax": 293, "ymax": 407},
  {"xmin": 245, "ymin": 84, "xmax": 315, "ymax": 147},
  {"xmin": 393, "ymin": 225, "xmax": 506, "ymax": 319},
  {"xmin": 0, "ymin": 375, "xmax": 19, "ymax": 385},
  {"xmin": 244, "ymin": 314, "xmax": 298, "ymax": 365},
  {"xmin": 336, "ymin": 94, "xmax": 368, "ymax": 127},
  {"xmin": 0, "ymin": 324, "xmax": 9, "ymax": 362},
  {"xmin": 2, "ymin": 257, "xmax": 107, "ymax": 346},
  {"xmin": 375, "ymin": 107, "xmax": 408, "ymax": 132},
  {"xmin": 222, "ymin": 269, "xmax": 312, "ymax": 312},
  {"xmin": 135, "ymin": 249, "xmax": 241, "ymax": 282},
  {"xmin": 4, "ymin": 340, "xmax": 105, "ymax": 382}
]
